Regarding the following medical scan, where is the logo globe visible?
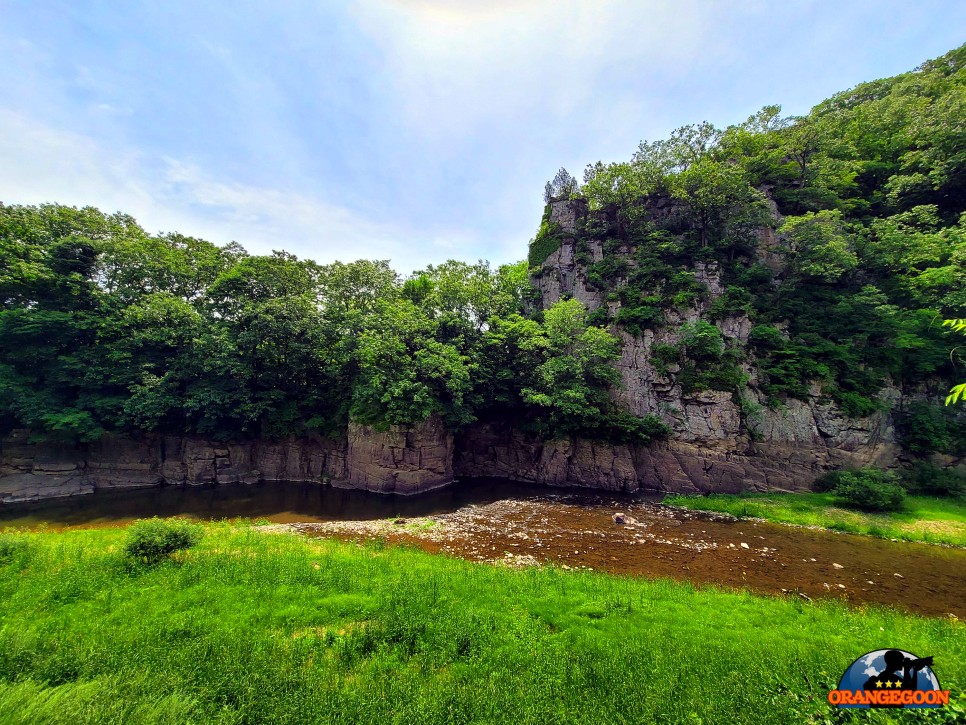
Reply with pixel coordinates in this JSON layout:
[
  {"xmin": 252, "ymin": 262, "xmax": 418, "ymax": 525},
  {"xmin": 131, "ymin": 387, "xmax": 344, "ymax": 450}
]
[{"xmin": 829, "ymin": 649, "xmax": 949, "ymax": 709}]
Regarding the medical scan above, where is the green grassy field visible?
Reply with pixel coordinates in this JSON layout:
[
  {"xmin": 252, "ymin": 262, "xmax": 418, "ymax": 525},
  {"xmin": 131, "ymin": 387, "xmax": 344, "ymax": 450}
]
[
  {"xmin": 664, "ymin": 493, "xmax": 966, "ymax": 548},
  {"xmin": 0, "ymin": 523, "xmax": 963, "ymax": 724}
]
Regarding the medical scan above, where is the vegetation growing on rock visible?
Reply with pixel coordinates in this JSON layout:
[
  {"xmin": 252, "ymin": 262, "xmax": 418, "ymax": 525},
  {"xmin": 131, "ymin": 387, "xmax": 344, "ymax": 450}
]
[
  {"xmin": 0, "ymin": 205, "xmax": 664, "ymax": 445},
  {"xmin": 527, "ymin": 44, "xmax": 966, "ymax": 454}
]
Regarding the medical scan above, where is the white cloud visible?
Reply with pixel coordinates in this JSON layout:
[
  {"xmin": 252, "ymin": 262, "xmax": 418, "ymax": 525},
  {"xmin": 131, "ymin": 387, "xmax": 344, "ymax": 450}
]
[
  {"xmin": 0, "ymin": 109, "xmax": 473, "ymax": 271},
  {"xmin": 350, "ymin": 0, "xmax": 724, "ymax": 142}
]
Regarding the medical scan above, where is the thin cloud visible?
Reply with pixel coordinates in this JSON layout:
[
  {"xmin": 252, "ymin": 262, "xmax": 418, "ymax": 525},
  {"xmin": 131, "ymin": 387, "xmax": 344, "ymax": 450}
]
[
  {"xmin": 1, "ymin": 1, "xmax": 964, "ymax": 277},
  {"xmin": 0, "ymin": 109, "xmax": 467, "ymax": 270},
  {"xmin": 351, "ymin": 0, "xmax": 720, "ymax": 140}
]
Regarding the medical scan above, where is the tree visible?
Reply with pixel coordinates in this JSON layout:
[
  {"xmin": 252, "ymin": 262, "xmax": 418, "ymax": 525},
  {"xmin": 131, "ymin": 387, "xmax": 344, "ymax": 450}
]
[
  {"xmin": 669, "ymin": 157, "xmax": 765, "ymax": 249},
  {"xmin": 520, "ymin": 299, "xmax": 621, "ymax": 434},
  {"xmin": 944, "ymin": 319, "xmax": 966, "ymax": 405},
  {"xmin": 779, "ymin": 210, "xmax": 858, "ymax": 282},
  {"xmin": 543, "ymin": 168, "xmax": 579, "ymax": 203},
  {"xmin": 350, "ymin": 299, "xmax": 473, "ymax": 428}
]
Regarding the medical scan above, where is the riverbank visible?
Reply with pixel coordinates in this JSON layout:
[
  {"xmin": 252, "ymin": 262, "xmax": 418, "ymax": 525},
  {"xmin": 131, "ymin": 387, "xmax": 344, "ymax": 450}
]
[
  {"xmin": 0, "ymin": 523, "xmax": 963, "ymax": 724},
  {"xmin": 4, "ymin": 485, "xmax": 966, "ymax": 618},
  {"xmin": 275, "ymin": 496, "xmax": 966, "ymax": 618},
  {"xmin": 664, "ymin": 492, "xmax": 966, "ymax": 548}
]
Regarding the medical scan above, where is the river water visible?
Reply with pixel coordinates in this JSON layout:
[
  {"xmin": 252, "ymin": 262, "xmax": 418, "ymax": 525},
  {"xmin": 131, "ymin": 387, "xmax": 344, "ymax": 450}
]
[{"xmin": 1, "ymin": 480, "xmax": 963, "ymax": 618}]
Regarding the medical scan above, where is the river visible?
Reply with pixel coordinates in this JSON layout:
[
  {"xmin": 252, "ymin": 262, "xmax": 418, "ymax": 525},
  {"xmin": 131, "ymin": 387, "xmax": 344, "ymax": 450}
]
[{"xmin": 1, "ymin": 480, "xmax": 963, "ymax": 618}]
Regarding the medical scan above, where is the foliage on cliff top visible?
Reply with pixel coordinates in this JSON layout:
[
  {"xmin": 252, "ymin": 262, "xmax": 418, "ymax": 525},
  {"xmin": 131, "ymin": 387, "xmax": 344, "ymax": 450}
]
[{"xmin": 547, "ymin": 43, "xmax": 966, "ymax": 414}]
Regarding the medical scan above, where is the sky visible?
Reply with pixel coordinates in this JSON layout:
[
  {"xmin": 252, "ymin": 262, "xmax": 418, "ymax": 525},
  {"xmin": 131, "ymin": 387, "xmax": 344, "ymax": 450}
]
[{"xmin": 1, "ymin": 1, "xmax": 964, "ymax": 274}]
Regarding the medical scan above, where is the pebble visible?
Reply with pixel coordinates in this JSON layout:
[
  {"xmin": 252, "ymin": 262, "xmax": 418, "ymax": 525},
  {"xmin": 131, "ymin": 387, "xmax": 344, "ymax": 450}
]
[{"xmin": 832, "ymin": 563, "xmax": 844, "ymax": 569}]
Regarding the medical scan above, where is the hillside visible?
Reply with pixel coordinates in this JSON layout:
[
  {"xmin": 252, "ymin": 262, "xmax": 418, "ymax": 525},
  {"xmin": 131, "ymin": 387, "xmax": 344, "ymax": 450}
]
[{"xmin": 528, "ymin": 43, "xmax": 966, "ymax": 461}]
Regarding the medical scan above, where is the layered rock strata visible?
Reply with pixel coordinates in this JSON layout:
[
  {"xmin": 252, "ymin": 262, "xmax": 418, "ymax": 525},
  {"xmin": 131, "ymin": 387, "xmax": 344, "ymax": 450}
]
[{"xmin": 1, "ymin": 416, "xmax": 453, "ymax": 503}]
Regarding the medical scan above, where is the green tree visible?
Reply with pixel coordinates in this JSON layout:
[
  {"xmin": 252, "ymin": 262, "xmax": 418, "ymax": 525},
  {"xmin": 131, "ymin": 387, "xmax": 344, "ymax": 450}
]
[
  {"xmin": 945, "ymin": 319, "xmax": 966, "ymax": 405},
  {"xmin": 520, "ymin": 299, "xmax": 621, "ymax": 434},
  {"xmin": 779, "ymin": 210, "xmax": 858, "ymax": 282}
]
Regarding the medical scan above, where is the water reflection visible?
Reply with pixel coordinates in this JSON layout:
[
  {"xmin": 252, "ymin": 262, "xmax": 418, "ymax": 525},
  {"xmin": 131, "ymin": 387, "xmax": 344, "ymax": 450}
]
[{"xmin": 0, "ymin": 479, "xmax": 655, "ymax": 530}]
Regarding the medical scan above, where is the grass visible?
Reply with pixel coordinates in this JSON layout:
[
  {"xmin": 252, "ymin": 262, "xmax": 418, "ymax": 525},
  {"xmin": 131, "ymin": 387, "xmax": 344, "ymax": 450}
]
[
  {"xmin": 0, "ymin": 523, "xmax": 962, "ymax": 724},
  {"xmin": 664, "ymin": 493, "xmax": 966, "ymax": 547}
]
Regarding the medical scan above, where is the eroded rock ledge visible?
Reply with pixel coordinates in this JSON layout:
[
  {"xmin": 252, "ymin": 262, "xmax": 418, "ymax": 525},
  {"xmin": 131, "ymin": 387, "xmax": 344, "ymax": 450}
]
[
  {"xmin": 1, "ymin": 411, "xmax": 906, "ymax": 504},
  {"xmin": 453, "ymin": 421, "xmax": 898, "ymax": 494},
  {"xmin": 0, "ymin": 417, "xmax": 452, "ymax": 504}
]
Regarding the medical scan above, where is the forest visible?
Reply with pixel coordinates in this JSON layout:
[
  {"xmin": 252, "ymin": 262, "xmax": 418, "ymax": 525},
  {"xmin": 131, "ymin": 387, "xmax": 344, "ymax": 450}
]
[{"xmin": 2, "ymin": 44, "xmax": 965, "ymax": 457}]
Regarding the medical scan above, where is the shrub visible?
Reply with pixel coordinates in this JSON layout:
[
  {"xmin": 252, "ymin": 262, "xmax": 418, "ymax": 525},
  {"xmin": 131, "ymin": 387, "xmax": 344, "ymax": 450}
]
[
  {"xmin": 812, "ymin": 469, "xmax": 848, "ymax": 493},
  {"xmin": 830, "ymin": 468, "xmax": 905, "ymax": 512},
  {"xmin": 0, "ymin": 533, "xmax": 32, "ymax": 566},
  {"xmin": 897, "ymin": 401, "xmax": 964, "ymax": 455},
  {"xmin": 899, "ymin": 462, "xmax": 966, "ymax": 498},
  {"xmin": 585, "ymin": 256, "xmax": 629, "ymax": 290},
  {"xmin": 650, "ymin": 343, "xmax": 681, "ymax": 376},
  {"xmin": 677, "ymin": 361, "xmax": 746, "ymax": 395},
  {"xmin": 586, "ymin": 307, "xmax": 611, "ymax": 328},
  {"xmin": 707, "ymin": 286, "xmax": 752, "ymax": 320},
  {"xmin": 748, "ymin": 324, "xmax": 786, "ymax": 351},
  {"xmin": 615, "ymin": 305, "xmax": 664, "ymax": 336},
  {"xmin": 124, "ymin": 517, "xmax": 203, "ymax": 565},
  {"xmin": 833, "ymin": 390, "xmax": 881, "ymax": 418},
  {"xmin": 599, "ymin": 412, "xmax": 671, "ymax": 444},
  {"xmin": 679, "ymin": 321, "xmax": 724, "ymax": 361}
]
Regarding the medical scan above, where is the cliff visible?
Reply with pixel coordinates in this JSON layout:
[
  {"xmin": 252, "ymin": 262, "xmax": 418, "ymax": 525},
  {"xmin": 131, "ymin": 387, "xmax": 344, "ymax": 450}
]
[
  {"xmin": 0, "ymin": 411, "xmax": 905, "ymax": 506},
  {"xmin": 1, "ymin": 418, "xmax": 453, "ymax": 503},
  {"xmin": 525, "ymin": 197, "xmax": 945, "ymax": 481}
]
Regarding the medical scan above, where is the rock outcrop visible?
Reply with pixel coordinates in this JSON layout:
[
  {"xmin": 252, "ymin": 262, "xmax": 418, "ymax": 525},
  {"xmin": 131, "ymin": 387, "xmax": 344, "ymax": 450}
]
[
  {"xmin": 346, "ymin": 416, "xmax": 454, "ymax": 494},
  {"xmin": 523, "ymin": 197, "xmax": 924, "ymax": 489},
  {"xmin": 1, "ymin": 416, "xmax": 453, "ymax": 503},
  {"xmin": 452, "ymin": 421, "xmax": 894, "ymax": 495},
  {"xmin": 1, "ymin": 196, "xmax": 957, "ymax": 504}
]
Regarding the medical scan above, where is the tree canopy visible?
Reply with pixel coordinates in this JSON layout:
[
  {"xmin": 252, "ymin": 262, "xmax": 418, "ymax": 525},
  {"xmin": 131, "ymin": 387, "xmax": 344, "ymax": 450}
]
[{"xmin": 0, "ymin": 203, "xmax": 664, "ymax": 443}]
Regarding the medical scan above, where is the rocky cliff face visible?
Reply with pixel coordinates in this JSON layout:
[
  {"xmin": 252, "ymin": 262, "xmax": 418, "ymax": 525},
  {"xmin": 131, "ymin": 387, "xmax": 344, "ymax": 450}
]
[
  {"xmin": 346, "ymin": 417, "xmax": 454, "ymax": 494},
  {"xmin": 453, "ymin": 421, "xmax": 893, "ymax": 494},
  {"xmin": 527, "ymin": 198, "xmax": 909, "ymax": 483},
  {"xmin": 1, "ymin": 416, "xmax": 454, "ymax": 503}
]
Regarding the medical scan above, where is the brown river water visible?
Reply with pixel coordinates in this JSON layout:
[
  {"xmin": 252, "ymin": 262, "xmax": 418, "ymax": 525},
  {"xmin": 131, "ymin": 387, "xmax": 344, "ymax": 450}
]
[{"xmin": 1, "ymin": 480, "xmax": 963, "ymax": 618}]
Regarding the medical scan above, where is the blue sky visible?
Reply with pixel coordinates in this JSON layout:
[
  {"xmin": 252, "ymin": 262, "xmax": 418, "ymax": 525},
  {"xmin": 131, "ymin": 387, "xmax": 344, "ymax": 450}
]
[{"xmin": 1, "ymin": 1, "xmax": 964, "ymax": 274}]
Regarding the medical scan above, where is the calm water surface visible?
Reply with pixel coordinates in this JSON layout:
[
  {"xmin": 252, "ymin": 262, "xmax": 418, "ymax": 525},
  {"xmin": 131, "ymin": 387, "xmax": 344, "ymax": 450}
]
[
  {"xmin": 0, "ymin": 479, "xmax": 630, "ymax": 530},
  {"xmin": 1, "ymin": 480, "xmax": 963, "ymax": 617}
]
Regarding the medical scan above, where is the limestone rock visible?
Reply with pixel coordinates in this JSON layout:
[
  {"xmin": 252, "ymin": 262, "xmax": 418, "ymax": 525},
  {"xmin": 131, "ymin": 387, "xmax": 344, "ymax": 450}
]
[
  {"xmin": 0, "ymin": 472, "xmax": 93, "ymax": 503},
  {"xmin": 345, "ymin": 414, "xmax": 454, "ymax": 494}
]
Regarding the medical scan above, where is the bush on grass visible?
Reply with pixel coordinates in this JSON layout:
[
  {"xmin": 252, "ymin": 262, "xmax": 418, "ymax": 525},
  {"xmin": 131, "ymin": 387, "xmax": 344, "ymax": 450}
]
[
  {"xmin": 830, "ymin": 468, "xmax": 906, "ymax": 512},
  {"xmin": 0, "ymin": 533, "xmax": 32, "ymax": 565},
  {"xmin": 899, "ymin": 462, "xmax": 966, "ymax": 498},
  {"xmin": 124, "ymin": 517, "xmax": 203, "ymax": 565}
]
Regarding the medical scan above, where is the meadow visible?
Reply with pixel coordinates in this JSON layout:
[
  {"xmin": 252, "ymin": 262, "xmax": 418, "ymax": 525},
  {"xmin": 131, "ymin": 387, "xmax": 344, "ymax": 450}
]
[
  {"xmin": 0, "ymin": 523, "xmax": 963, "ymax": 724},
  {"xmin": 663, "ymin": 493, "xmax": 966, "ymax": 548}
]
